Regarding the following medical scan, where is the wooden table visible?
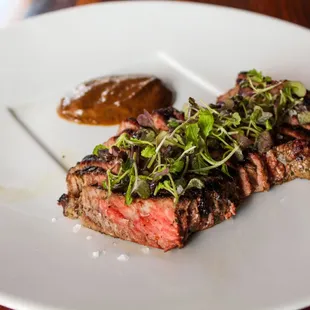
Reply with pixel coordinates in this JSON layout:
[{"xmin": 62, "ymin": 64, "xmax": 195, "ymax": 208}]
[{"xmin": 0, "ymin": 0, "xmax": 309, "ymax": 309}]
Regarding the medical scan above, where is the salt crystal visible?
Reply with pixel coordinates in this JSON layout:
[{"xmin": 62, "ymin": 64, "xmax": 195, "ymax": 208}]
[
  {"xmin": 280, "ymin": 197, "xmax": 286, "ymax": 203},
  {"xmin": 117, "ymin": 254, "xmax": 129, "ymax": 262},
  {"xmin": 92, "ymin": 251, "xmax": 100, "ymax": 259},
  {"xmin": 101, "ymin": 249, "xmax": 107, "ymax": 255},
  {"xmin": 86, "ymin": 235, "xmax": 92, "ymax": 240},
  {"xmin": 51, "ymin": 218, "xmax": 57, "ymax": 223},
  {"xmin": 74, "ymin": 109, "xmax": 84, "ymax": 116},
  {"xmin": 72, "ymin": 224, "xmax": 81, "ymax": 233},
  {"xmin": 112, "ymin": 242, "xmax": 117, "ymax": 246},
  {"xmin": 141, "ymin": 247, "xmax": 150, "ymax": 254}
]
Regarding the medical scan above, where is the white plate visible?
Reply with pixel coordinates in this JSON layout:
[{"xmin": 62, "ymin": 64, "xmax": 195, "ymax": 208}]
[{"xmin": 0, "ymin": 2, "xmax": 310, "ymax": 310}]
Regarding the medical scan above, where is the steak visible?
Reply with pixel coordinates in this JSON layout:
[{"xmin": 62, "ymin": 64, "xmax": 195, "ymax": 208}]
[
  {"xmin": 59, "ymin": 174, "xmax": 240, "ymax": 251},
  {"xmin": 58, "ymin": 138, "xmax": 310, "ymax": 250},
  {"xmin": 236, "ymin": 139, "xmax": 310, "ymax": 196},
  {"xmin": 264, "ymin": 139, "xmax": 310, "ymax": 184}
]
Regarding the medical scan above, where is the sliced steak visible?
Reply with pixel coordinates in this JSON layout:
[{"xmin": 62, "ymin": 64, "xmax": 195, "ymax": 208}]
[
  {"xmin": 63, "ymin": 154, "xmax": 120, "ymax": 219},
  {"xmin": 59, "ymin": 175, "xmax": 241, "ymax": 251},
  {"xmin": 79, "ymin": 186, "xmax": 187, "ymax": 250},
  {"xmin": 117, "ymin": 117, "xmax": 140, "ymax": 135},
  {"xmin": 58, "ymin": 139, "xmax": 310, "ymax": 250},
  {"xmin": 285, "ymin": 115, "xmax": 310, "ymax": 131},
  {"xmin": 237, "ymin": 166, "xmax": 253, "ymax": 197},
  {"xmin": 196, "ymin": 177, "xmax": 240, "ymax": 229},
  {"xmin": 67, "ymin": 166, "xmax": 107, "ymax": 197},
  {"xmin": 264, "ymin": 139, "xmax": 310, "ymax": 184},
  {"xmin": 217, "ymin": 71, "xmax": 285, "ymax": 102},
  {"xmin": 108, "ymin": 108, "xmax": 184, "ymax": 147},
  {"xmin": 217, "ymin": 86, "xmax": 239, "ymax": 102},
  {"xmin": 152, "ymin": 106, "xmax": 185, "ymax": 131},
  {"xmin": 217, "ymin": 72, "xmax": 263, "ymax": 102},
  {"xmin": 69, "ymin": 154, "xmax": 120, "ymax": 175},
  {"xmin": 59, "ymin": 135, "xmax": 310, "ymax": 251},
  {"xmin": 61, "ymin": 165, "xmax": 108, "ymax": 219},
  {"xmin": 216, "ymin": 72, "xmax": 247, "ymax": 102},
  {"xmin": 57, "ymin": 193, "xmax": 77, "ymax": 218},
  {"xmin": 302, "ymin": 124, "xmax": 310, "ymax": 131},
  {"xmin": 237, "ymin": 141, "xmax": 309, "ymax": 193},
  {"xmin": 279, "ymin": 126, "xmax": 310, "ymax": 141},
  {"xmin": 247, "ymin": 153, "xmax": 270, "ymax": 192}
]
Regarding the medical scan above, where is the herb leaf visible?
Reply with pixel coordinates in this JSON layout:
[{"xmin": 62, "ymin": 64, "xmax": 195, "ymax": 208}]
[
  {"xmin": 191, "ymin": 154, "xmax": 209, "ymax": 172},
  {"xmin": 286, "ymin": 81, "xmax": 307, "ymax": 98},
  {"xmin": 198, "ymin": 110, "xmax": 214, "ymax": 138},
  {"xmin": 185, "ymin": 123, "xmax": 199, "ymax": 146},
  {"xmin": 154, "ymin": 180, "xmax": 174, "ymax": 196},
  {"xmin": 141, "ymin": 146, "xmax": 156, "ymax": 158},
  {"xmin": 168, "ymin": 119, "xmax": 180, "ymax": 128},
  {"xmin": 182, "ymin": 178, "xmax": 205, "ymax": 194},
  {"xmin": 170, "ymin": 160, "xmax": 184, "ymax": 174},
  {"xmin": 131, "ymin": 178, "xmax": 150, "ymax": 199},
  {"xmin": 137, "ymin": 110, "xmax": 156, "ymax": 129},
  {"xmin": 93, "ymin": 144, "xmax": 108, "ymax": 156},
  {"xmin": 232, "ymin": 112, "xmax": 241, "ymax": 126},
  {"xmin": 221, "ymin": 164, "xmax": 231, "ymax": 177},
  {"xmin": 125, "ymin": 175, "xmax": 135, "ymax": 205},
  {"xmin": 298, "ymin": 111, "xmax": 310, "ymax": 125},
  {"xmin": 265, "ymin": 119, "xmax": 272, "ymax": 130}
]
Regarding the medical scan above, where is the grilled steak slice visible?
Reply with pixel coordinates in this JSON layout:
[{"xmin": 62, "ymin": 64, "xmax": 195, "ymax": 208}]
[
  {"xmin": 264, "ymin": 139, "xmax": 310, "ymax": 184},
  {"xmin": 59, "ymin": 166, "xmax": 108, "ymax": 219},
  {"xmin": 196, "ymin": 177, "xmax": 239, "ymax": 228},
  {"xmin": 67, "ymin": 166, "xmax": 107, "ymax": 197},
  {"xmin": 151, "ymin": 106, "xmax": 185, "ymax": 131},
  {"xmin": 217, "ymin": 72, "xmax": 244, "ymax": 102},
  {"xmin": 58, "ymin": 193, "xmax": 76, "ymax": 217},
  {"xmin": 279, "ymin": 126, "xmax": 310, "ymax": 141},
  {"xmin": 236, "ymin": 140, "xmax": 310, "ymax": 194},
  {"xmin": 247, "ymin": 153, "xmax": 270, "ymax": 192},
  {"xmin": 79, "ymin": 186, "xmax": 189, "ymax": 250},
  {"xmin": 62, "ymin": 153, "xmax": 121, "ymax": 218},
  {"xmin": 59, "ymin": 173, "xmax": 241, "ymax": 250},
  {"xmin": 69, "ymin": 154, "xmax": 120, "ymax": 174},
  {"xmin": 237, "ymin": 166, "xmax": 253, "ymax": 197},
  {"xmin": 117, "ymin": 118, "xmax": 140, "ymax": 134},
  {"xmin": 236, "ymin": 151, "xmax": 270, "ymax": 196},
  {"xmin": 285, "ymin": 115, "xmax": 310, "ymax": 131},
  {"xmin": 104, "ymin": 108, "xmax": 184, "ymax": 149},
  {"xmin": 217, "ymin": 71, "xmax": 284, "ymax": 103}
]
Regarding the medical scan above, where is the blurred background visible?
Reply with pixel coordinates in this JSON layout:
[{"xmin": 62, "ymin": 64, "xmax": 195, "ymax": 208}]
[{"xmin": 0, "ymin": 0, "xmax": 309, "ymax": 28}]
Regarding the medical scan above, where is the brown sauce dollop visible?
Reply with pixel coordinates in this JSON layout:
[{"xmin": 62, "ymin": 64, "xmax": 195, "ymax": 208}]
[{"xmin": 57, "ymin": 75, "xmax": 173, "ymax": 125}]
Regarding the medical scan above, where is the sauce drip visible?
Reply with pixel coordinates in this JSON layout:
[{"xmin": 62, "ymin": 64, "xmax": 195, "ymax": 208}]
[{"xmin": 57, "ymin": 75, "xmax": 173, "ymax": 125}]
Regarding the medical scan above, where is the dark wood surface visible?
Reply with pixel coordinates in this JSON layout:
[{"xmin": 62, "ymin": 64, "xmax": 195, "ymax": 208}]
[
  {"xmin": 1, "ymin": 0, "xmax": 309, "ymax": 309},
  {"xmin": 22, "ymin": 0, "xmax": 310, "ymax": 29}
]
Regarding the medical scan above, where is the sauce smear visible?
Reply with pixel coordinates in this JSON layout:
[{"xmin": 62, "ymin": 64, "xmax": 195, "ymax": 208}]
[{"xmin": 57, "ymin": 75, "xmax": 173, "ymax": 125}]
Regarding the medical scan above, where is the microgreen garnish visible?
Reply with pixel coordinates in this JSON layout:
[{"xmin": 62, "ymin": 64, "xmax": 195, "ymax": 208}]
[
  {"xmin": 93, "ymin": 144, "xmax": 108, "ymax": 156},
  {"xmin": 93, "ymin": 69, "xmax": 308, "ymax": 205}
]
